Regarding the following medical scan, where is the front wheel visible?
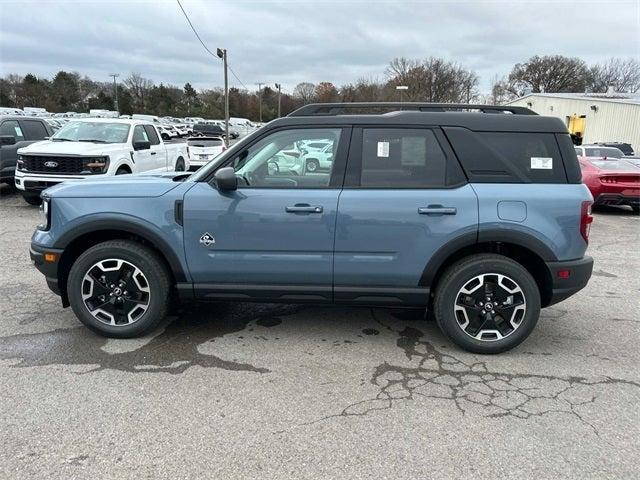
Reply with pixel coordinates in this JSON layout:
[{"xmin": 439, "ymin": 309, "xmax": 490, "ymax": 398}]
[
  {"xmin": 434, "ymin": 254, "xmax": 541, "ymax": 354},
  {"xmin": 21, "ymin": 192, "xmax": 42, "ymax": 205},
  {"xmin": 67, "ymin": 240, "xmax": 171, "ymax": 338},
  {"xmin": 175, "ymin": 158, "xmax": 185, "ymax": 172}
]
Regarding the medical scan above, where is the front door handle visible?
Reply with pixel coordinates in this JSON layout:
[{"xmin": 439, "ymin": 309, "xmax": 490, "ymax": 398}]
[
  {"xmin": 418, "ymin": 205, "xmax": 457, "ymax": 215},
  {"xmin": 150, "ymin": 152, "xmax": 157, "ymax": 155},
  {"xmin": 286, "ymin": 204, "xmax": 323, "ymax": 213}
]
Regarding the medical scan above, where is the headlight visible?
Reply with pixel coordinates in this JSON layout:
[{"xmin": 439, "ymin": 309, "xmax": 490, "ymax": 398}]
[
  {"xmin": 17, "ymin": 155, "xmax": 26, "ymax": 171},
  {"xmin": 84, "ymin": 156, "xmax": 110, "ymax": 174},
  {"xmin": 38, "ymin": 197, "xmax": 51, "ymax": 231}
]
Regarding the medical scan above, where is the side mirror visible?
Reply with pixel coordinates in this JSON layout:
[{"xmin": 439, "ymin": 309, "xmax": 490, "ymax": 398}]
[
  {"xmin": 214, "ymin": 166, "xmax": 237, "ymax": 191},
  {"xmin": 133, "ymin": 140, "xmax": 151, "ymax": 151},
  {"xmin": 0, "ymin": 135, "xmax": 16, "ymax": 146}
]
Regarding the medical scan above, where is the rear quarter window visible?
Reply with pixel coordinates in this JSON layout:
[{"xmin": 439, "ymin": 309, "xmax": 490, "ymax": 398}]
[{"xmin": 444, "ymin": 127, "xmax": 568, "ymax": 183}]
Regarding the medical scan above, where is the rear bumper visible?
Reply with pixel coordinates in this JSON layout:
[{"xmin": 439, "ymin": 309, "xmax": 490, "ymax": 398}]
[
  {"xmin": 594, "ymin": 193, "xmax": 640, "ymax": 207},
  {"xmin": 545, "ymin": 256, "xmax": 594, "ymax": 306}
]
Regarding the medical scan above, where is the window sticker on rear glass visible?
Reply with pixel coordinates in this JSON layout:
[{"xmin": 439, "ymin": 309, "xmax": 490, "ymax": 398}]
[
  {"xmin": 531, "ymin": 157, "xmax": 553, "ymax": 169},
  {"xmin": 377, "ymin": 141, "xmax": 389, "ymax": 158},
  {"xmin": 15, "ymin": 126, "xmax": 23, "ymax": 137}
]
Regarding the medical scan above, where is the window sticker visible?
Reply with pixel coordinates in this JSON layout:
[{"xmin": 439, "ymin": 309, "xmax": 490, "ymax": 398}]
[
  {"xmin": 15, "ymin": 126, "xmax": 23, "ymax": 137},
  {"xmin": 377, "ymin": 141, "xmax": 389, "ymax": 158},
  {"xmin": 531, "ymin": 157, "xmax": 553, "ymax": 169}
]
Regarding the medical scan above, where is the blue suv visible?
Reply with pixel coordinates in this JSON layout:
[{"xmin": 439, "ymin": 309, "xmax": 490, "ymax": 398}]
[{"xmin": 30, "ymin": 103, "xmax": 594, "ymax": 353}]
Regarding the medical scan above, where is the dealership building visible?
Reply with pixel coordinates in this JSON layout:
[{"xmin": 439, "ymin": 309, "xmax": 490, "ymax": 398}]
[{"xmin": 508, "ymin": 92, "xmax": 640, "ymax": 151}]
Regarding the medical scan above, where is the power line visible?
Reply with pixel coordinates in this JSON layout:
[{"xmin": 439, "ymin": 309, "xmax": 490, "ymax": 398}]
[
  {"xmin": 175, "ymin": 0, "xmax": 217, "ymax": 58},
  {"xmin": 175, "ymin": 0, "xmax": 249, "ymax": 91},
  {"xmin": 227, "ymin": 64, "xmax": 248, "ymax": 90}
]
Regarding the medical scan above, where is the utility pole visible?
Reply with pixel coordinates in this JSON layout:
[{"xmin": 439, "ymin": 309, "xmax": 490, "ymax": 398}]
[
  {"xmin": 109, "ymin": 73, "xmax": 119, "ymax": 113},
  {"xmin": 275, "ymin": 83, "xmax": 282, "ymax": 118},
  {"xmin": 217, "ymin": 48, "xmax": 229, "ymax": 146},
  {"xmin": 256, "ymin": 82, "xmax": 264, "ymax": 122}
]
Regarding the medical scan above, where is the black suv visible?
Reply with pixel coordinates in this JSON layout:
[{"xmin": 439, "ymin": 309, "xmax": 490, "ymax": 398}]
[{"xmin": 0, "ymin": 116, "xmax": 53, "ymax": 187}]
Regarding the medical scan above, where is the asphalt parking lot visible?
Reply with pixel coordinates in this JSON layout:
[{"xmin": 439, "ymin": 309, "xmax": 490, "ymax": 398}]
[{"xmin": 0, "ymin": 185, "xmax": 638, "ymax": 479}]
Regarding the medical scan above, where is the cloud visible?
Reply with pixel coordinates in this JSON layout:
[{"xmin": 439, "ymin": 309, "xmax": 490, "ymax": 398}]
[{"xmin": 0, "ymin": 0, "xmax": 638, "ymax": 92}]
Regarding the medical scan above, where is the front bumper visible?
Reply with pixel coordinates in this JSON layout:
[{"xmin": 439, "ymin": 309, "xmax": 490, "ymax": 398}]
[
  {"xmin": 545, "ymin": 256, "xmax": 594, "ymax": 306},
  {"xmin": 15, "ymin": 171, "xmax": 88, "ymax": 192},
  {"xmin": 30, "ymin": 243, "xmax": 65, "ymax": 298}
]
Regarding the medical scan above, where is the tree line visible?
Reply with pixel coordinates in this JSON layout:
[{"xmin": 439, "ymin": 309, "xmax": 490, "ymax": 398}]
[{"xmin": 1, "ymin": 55, "xmax": 637, "ymax": 121}]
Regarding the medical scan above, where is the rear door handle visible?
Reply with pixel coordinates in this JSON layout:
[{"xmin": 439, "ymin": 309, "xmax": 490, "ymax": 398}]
[
  {"xmin": 286, "ymin": 205, "xmax": 323, "ymax": 213},
  {"xmin": 418, "ymin": 206, "xmax": 457, "ymax": 215}
]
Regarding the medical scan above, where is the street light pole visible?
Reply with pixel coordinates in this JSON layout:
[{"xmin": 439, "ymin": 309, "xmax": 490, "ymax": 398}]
[
  {"xmin": 256, "ymin": 82, "xmax": 264, "ymax": 122},
  {"xmin": 396, "ymin": 85, "xmax": 408, "ymax": 106},
  {"xmin": 109, "ymin": 73, "xmax": 119, "ymax": 113},
  {"xmin": 275, "ymin": 83, "xmax": 282, "ymax": 118},
  {"xmin": 217, "ymin": 48, "xmax": 229, "ymax": 146}
]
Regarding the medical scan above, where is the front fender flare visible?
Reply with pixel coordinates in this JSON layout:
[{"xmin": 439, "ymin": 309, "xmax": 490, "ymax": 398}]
[{"xmin": 54, "ymin": 213, "xmax": 188, "ymax": 282}]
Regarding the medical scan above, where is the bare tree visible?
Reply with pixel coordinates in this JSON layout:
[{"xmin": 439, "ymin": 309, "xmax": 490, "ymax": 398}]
[
  {"xmin": 385, "ymin": 57, "xmax": 479, "ymax": 103},
  {"xmin": 293, "ymin": 82, "xmax": 316, "ymax": 104},
  {"xmin": 588, "ymin": 58, "xmax": 640, "ymax": 93},
  {"xmin": 507, "ymin": 55, "xmax": 588, "ymax": 95},
  {"xmin": 123, "ymin": 72, "xmax": 154, "ymax": 111}
]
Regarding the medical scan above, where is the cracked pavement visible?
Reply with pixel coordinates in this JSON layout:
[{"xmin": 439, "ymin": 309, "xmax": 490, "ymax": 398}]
[{"xmin": 1, "ymin": 185, "xmax": 639, "ymax": 479}]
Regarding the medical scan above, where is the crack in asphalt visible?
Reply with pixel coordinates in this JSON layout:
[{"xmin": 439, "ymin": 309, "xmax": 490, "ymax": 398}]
[
  {"xmin": 0, "ymin": 303, "xmax": 299, "ymax": 375},
  {"xmin": 295, "ymin": 309, "xmax": 639, "ymax": 439}
]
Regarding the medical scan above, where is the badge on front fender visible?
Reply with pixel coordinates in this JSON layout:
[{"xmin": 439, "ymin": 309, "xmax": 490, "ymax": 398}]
[{"xmin": 199, "ymin": 232, "xmax": 215, "ymax": 247}]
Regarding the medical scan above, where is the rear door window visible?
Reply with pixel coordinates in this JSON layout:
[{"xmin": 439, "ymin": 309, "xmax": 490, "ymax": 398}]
[
  {"xmin": 584, "ymin": 147, "xmax": 622, "ymax": 159},
  {"xmin": 0, "ymin": 120, "xmax": 25, "ymax": 141},
  {"xmin": 359, "ymin": 128, "xmax": 448, "ymax": 187},
  {"xmin": 20, "ymin": 120, "xmax": 48, "ymax": 140}
]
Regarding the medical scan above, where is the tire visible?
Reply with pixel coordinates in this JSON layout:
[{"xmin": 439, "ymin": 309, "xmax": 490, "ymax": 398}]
[
  {"xmin": 161, "ymin": 133, "xmax": 170, "ymax": 141},
  {"xmin": 115, "ymin": 167, "xmax": 130, "ymax": 175},
  {"xmin": 632, "ymin": 205, "xmax": 639, "ymax": 214},
  {"xmin": 306, "ymin": 159, "xmax": 319, "ymax": 173},
  {"xmin": 175, "ymin": 158, "xmax": 185, "ymax": 172},
  {"xmin": 67, "ymin": 240, "xmax": 171, "ymax": 338},
  {"xmin": 21, "ymin": 192, "xmax": 42, "ymax": 205},
  {"xmin": 434, "ymin": 254, "xmax": 541, "ymax": 354}
]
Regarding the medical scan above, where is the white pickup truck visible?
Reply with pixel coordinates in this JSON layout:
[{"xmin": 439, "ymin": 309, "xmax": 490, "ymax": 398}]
[{"xmin": 14, "ymin": 118, "xmax": 189, "ymax": 204}]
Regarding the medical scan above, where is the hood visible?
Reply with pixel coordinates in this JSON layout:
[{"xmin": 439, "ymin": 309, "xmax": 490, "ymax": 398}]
[
  {"xmin": 18, "ymin": 140, "xmax": 128, "ymax": 156},
  {"xmin": 43, "ymin": 171, "xmax": 190, "ymax": 198}
]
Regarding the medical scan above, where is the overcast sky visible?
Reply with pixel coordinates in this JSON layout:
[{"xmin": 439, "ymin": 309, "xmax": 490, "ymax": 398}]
[{"xmin": 1, "ymin": 0, "xmax": 639, "ymax": 93}]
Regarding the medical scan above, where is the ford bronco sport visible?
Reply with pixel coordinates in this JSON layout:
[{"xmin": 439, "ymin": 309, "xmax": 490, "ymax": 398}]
[{"xmin": 30, "ymin": 103, "xmax": 594, "ymax": 354}]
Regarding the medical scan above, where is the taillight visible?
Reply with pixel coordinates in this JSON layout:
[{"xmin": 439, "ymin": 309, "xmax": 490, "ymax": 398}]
[{"xmin": 580, "ymin": 201, "xmax": 593, "ymax": 243}]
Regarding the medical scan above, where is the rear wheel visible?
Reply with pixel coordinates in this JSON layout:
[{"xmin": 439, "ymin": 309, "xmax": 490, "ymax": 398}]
[
  {"xmin": 21, "ymin": 192, "xmax": 42, "ymax": 205},
  {"xmin": 434, "ymin": 254, "xmax": 540, "ymax": 354},
  {"xmin": 306, "ymin": 158, "xmax": 319, "ymax": 172},
  {"xmin": 175, "ymin": 158, "xmax": 185, "ymax": 171},
  {"xmin": 116, "ymin": 167, "xmax": 130, "ymax": 175},
  {"xmin": 67, "ymin": 240, "xmax": 171, "ymax": 338}
]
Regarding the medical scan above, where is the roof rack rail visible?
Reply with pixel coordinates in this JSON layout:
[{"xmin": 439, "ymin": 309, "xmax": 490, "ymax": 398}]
[{"xmin": 288, "ymin": 102, "xmax": 537, "ymax": 117}]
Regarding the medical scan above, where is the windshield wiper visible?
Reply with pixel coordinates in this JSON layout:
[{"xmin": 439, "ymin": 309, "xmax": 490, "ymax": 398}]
[
  {"xmin": 78, "ymin": 139, "xmax": 109, "ymax": 143},
  {"xmin": 51, "ymin": 137, "xmax": 74, "ymax": 142}
]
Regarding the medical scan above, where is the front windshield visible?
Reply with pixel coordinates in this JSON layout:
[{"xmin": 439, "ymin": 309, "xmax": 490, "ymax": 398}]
[{"xmin": 52, "ymin": 121, "xmax": 130, "ymax": 143}]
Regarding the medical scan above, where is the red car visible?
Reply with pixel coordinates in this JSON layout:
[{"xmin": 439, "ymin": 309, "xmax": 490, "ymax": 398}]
[{"xmin": 579, "ymin": 157, "xmax": 640, "ymax": 213}]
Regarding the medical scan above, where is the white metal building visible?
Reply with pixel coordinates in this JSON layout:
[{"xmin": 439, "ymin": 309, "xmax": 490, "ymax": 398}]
[{"xmin": 508, "ymin": 93, "xmax": 640, "ymax": 150}]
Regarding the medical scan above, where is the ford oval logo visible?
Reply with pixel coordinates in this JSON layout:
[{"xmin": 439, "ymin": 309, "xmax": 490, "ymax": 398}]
[{"xmin": 44, "ymin": 161, "xmax": 58, "ymax": 168}]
